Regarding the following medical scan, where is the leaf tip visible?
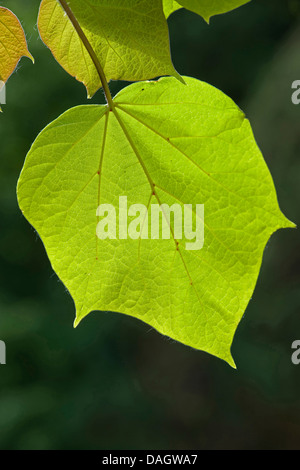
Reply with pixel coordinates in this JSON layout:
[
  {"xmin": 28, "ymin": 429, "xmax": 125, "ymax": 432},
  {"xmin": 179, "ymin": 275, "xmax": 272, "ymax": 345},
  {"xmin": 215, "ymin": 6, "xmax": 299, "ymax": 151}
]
[
  {"xmin": 74, "ymin": 306, "xmax": 90, "ymax": 328},
  {"xmin": 287, "ymin": 221, "xmax": 297, "ymax": 229},
  {"xmin": 279, "ymin": 212, "xmax": 296, "ymax": 230},
  {"xmin": 286, "ymin": 219, "xmax": 297, "ymax": 229},
  {"xmin": 27, "ymin": 51, "xmax": 35, "ymax": 64},
  {"xmin": 173, "ymin": 71, "xmax": 186, "ymax": 85},
  {"xmin": 73, "ymin": 315, "xmax": 82, "ymax": 328},
  {"xmin": 226, "ymin": 355, "xmax": 237, "ymax": 369}
]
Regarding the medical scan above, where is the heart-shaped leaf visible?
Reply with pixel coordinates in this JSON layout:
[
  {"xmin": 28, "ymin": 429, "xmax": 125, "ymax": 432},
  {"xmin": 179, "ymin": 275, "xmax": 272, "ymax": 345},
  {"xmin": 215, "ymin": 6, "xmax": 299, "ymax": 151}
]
[
  {"xmin": 164, "ymin": 0, "xmax": 251, "ymax": 22},
  {"xmin": 38, "ymin": 0, "xmax": 180, "ymax": 97},
  {"xmin": 17, "ymin": 77, "xmax": 293, "ymax": 366}
]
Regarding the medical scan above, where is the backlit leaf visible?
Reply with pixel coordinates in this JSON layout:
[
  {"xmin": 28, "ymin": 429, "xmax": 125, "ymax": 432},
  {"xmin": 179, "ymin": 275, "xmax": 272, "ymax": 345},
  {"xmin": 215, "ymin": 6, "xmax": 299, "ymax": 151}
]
[
  {"xmin": 164, "ymin": 0, "xmax": 251, "ymax": 21},
  {"xmin": 0, "ymin": 7, "xmax": 33, "ymax": 85},
  {"xmin": 17, "ymin": 77, "xmax": 294, "ymax": 365},
  {"xmin": 38, "ymin": 0, "xmax": 180, "ymax": 97}
]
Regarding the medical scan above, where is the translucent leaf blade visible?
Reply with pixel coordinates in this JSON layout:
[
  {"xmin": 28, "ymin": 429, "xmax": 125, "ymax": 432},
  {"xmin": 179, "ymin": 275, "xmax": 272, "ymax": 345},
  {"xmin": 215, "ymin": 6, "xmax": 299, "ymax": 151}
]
[
  {"xmin": 38, "ymin": 0, "xmax": 179, "ymax": 97},
  {"xmin": 17, "ymin": 77, "xmax": 294, "ymax": 366},
  {"xmin": 164, "ymin": 0, "xmax": 251, "ymax": 21},
  {"xmin": 0, "ymin": 7, "xmax": 33, "ymax": 84}
]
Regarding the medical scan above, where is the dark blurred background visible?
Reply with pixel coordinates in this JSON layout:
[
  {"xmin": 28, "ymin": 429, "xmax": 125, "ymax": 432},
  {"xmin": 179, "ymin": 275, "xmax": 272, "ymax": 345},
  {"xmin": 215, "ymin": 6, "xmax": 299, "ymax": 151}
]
[{"xmin": 0, "ymin": 0, "xmax": 299, "ymax": 450}]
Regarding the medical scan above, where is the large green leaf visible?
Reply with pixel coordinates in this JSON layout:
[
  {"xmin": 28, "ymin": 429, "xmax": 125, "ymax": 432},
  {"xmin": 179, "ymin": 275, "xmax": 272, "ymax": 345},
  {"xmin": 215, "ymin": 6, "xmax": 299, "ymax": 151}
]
[
  {"xmin": 17, "ymin": 77, "xmax": 293, "ymax": 366},
  {"xmin": 38, "ymin": 0, "xmax": 179, "ymax": 97},
  {"xmin": 164, "ymin": 0, "xmax": 251, "ymax": 21}
]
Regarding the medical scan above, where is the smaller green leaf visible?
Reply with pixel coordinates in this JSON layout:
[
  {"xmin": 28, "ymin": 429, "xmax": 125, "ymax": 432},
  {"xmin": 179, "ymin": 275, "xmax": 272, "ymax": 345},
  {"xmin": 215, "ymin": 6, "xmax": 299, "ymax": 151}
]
[
  {"xmin": 0, "ymin": 6, "xmax": 33, "ymax": 109},
  {"xmin": 38, "ymin": 0, "xmax": 181, "ymax": 97},
  {"xmin": 164, "ymin": 0, "xmax": 251, "ymax": 22}
]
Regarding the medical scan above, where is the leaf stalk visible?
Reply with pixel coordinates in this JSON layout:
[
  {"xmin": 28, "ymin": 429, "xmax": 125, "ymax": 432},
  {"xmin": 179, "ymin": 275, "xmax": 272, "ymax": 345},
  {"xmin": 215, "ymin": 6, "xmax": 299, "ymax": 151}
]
[{"xmin": 58, "ymin": 0, "xmax": 115, "ymax": 110}]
